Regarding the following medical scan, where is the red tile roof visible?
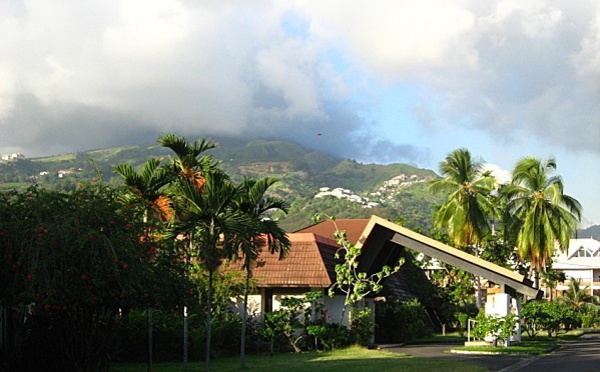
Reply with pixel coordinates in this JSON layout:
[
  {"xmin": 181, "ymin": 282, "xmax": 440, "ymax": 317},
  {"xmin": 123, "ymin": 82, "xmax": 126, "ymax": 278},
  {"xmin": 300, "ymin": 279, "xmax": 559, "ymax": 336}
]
[
  {"xmin": 228, "ymin": 233, "xmax": 341, "ymax": 288},
  {"xmin": 293, "ymin": 218, "xmax": 371, "ymax": 246}
]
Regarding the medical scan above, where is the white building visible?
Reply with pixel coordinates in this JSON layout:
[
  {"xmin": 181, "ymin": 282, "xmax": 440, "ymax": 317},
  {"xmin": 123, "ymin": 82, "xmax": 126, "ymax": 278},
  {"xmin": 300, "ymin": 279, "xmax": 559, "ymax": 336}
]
[{"xmin": 551, "ymin": 237, "xmax": 600, "ymax": 296}]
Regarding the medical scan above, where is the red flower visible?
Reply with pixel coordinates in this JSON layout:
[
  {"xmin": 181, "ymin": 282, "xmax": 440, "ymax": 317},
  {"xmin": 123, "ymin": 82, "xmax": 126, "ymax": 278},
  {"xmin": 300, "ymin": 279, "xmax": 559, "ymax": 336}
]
[
  {"xmin": 122, "ymin": 263, "xmax": 129, "ymax": 270},
  {"xmin": 81, "ymin": 274, "xmax": 88, "ymax": 281}
]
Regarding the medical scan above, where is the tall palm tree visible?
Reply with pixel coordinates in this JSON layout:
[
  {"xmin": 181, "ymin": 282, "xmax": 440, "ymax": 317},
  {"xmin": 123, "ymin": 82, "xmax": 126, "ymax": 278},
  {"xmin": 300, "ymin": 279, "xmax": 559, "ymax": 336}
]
[
  {"xmin": 114, "ymin": 158, "xmax": 174, "ymax": 222},
  {"xmin": 429, "ymin": 148, "xmax": 496, "ymax": 307},
  {"xmin": 158, "ymin": 132, "xmax": 217, "ymax": 191},
  {"xmin": 158, "ymin": 133, "xmax": 218, "ymax": 370},
  {"xmin": 503, "ymin": 157, "xmax": 582, "ymax": 286},
  {"xmin": 168, "ymin": 170, "xmax": 249, "ymax": 372},
  {"xmin": 234, "ymin": 177, "xmax": 290, "ymax": 369},
  {"xmin": 114, "ymin": 158, "xmax": 173, "ymax": 372}
]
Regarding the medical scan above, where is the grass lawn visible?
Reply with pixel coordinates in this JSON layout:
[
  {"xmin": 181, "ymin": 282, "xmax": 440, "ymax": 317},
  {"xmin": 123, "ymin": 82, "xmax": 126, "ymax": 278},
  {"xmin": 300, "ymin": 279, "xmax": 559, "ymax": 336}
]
[
  {"xmin": 0, "ymin": 182, "xmax": 29, "ymax": 191},
  {"xmin": 111, "ymin": 345, "xmax": 486, "ymax": 372},
  {"xmin": 451, "ymin": 340, "xmax": 557, "ymax": 355}
]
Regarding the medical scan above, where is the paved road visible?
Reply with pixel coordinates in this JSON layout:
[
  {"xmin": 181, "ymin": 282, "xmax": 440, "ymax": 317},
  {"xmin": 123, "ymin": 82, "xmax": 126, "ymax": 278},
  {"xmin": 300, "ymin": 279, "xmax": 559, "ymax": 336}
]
[
  {"xmin": 386, "ymin": 343, "xmax": 528, "ymax": 372},
  {"xmin": 509, "ymin": 333, "xmax": 600, "ymax": 372},
  {"xmin": 387, "ymin": 333, "xmax": 600, "ymax": 372}
]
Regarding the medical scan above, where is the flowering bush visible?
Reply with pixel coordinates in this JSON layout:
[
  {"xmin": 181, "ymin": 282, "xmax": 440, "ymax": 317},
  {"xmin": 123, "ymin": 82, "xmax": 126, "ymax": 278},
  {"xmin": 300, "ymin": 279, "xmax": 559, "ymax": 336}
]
[{"xmin": 0, "ymin": 184, "xmax": 185, "ymax": 371}]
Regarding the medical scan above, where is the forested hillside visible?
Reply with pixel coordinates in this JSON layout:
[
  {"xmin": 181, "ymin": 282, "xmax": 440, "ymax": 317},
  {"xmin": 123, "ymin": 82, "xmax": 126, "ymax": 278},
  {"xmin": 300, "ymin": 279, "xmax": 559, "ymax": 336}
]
[{"xmin": 2, "ymin": 137, "xmax": 442, "ymax": 232}]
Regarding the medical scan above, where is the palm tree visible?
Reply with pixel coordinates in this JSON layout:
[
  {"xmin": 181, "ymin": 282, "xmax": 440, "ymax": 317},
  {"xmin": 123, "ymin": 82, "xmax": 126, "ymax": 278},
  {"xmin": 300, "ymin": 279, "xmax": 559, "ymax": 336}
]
[
  {"xmin": 158, "ymin": 132, "xmax": 217, "ymax": 191},
  {"xmin": 429, "ymin": 148, "xmax": 496, "ymax": 307},
  {"xmin": 168, "ymin": 170, "xmax": 249, "ymax": 372},
  {"xmin": 234, "ymin": 177, "xmax": 290, "ymax": 369},
  {"xmin": 158, "ymin": 133, "xmax": 218, "ymax": 370},
  {"xmin": 114, "ymin": 158, "xmax": 174, "ymax": 222},
  {"xmin": 556, "ymin": 277, "xmax": 599, "ymax": 314},
  {"xmin": 503, "ymin": 157, "xmax": 582, "ymax": 286},
  {"xmin": 114, "ymin": 158, "xmax": 174, "ymax": 372}
]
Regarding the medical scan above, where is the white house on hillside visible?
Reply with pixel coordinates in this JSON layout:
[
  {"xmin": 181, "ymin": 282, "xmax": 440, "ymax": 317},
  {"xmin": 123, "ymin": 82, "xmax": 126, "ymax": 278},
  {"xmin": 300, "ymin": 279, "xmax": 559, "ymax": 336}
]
[{"xmin": 551, "ymin": 237, "xmax": 600, "ymax": 296}]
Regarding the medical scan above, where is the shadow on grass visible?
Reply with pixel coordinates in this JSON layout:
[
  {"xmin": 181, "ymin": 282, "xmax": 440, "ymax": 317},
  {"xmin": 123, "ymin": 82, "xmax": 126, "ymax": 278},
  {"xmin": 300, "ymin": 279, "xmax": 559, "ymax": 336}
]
[{"xmin": 111, "ymin": 346, "xmax": 486, "ymax": 372}]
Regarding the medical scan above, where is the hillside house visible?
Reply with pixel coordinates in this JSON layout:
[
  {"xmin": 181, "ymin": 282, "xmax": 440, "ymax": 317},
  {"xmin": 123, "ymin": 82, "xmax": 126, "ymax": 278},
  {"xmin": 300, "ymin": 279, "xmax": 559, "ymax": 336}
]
[{"xmin": 548, "ymin": 237, "xmax": 600, "ymax": 297}]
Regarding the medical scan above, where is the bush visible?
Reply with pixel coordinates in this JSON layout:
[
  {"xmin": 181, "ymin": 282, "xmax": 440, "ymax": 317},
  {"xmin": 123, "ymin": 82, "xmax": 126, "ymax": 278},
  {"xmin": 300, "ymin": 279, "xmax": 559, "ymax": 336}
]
[
  {"xmin": 306, "ymin": 322, "xmax": 352, "ymax": 350},
  {"xmin": 522, "ymin": 300, "xmax": 578, "ymax": 338},
  {"xmin": 351, "ymin": 307, "xmax": 375, "ymax": 346},
  {"xmin": 374, "ymin": 299, "xmax": 433, "ymax": 343}
]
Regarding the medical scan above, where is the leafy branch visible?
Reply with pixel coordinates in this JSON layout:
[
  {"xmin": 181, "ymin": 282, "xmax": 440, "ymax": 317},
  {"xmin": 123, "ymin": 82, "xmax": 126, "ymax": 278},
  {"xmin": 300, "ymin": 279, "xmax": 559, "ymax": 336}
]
[{"xmin": 313, "ymin": 214, "xmax": 404, "ymax": 322}]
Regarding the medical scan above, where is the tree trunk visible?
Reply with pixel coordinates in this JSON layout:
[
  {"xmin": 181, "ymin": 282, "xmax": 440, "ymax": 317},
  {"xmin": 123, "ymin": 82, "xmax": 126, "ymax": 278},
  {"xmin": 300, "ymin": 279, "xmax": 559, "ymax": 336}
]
[
  {"xmin": 147, "ymin": 305, "xmax": 153, "ymax": 372},
  {"xmin": 205, "ymin": 269, "xmax": 213, "ymax": 372},
  {"xmin": 183, "ymin": 306, "xmax": 188, "ymax": 372},
  {"xmin": 239, "ymin": 269, "xmax": 250, "ymax": 369}
]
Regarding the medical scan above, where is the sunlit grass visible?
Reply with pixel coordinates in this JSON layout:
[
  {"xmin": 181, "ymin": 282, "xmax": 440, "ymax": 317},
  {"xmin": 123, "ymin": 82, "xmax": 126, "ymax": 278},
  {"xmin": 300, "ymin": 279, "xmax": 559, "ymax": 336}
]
[
  {"xmin": 452, "ymin": 340, "xmax": 557, "ymax": 355},
  {"xmin": 111, "ymin": 345, "xmax": 486, "ymax": 372}
]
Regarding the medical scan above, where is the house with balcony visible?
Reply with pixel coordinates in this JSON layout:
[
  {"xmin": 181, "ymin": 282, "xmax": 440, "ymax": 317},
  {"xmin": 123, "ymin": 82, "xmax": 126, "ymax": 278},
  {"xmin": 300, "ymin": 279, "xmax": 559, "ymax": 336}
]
[{"xmin": 550, "ymin": 237, "xmax": 600, "ymax": 296}]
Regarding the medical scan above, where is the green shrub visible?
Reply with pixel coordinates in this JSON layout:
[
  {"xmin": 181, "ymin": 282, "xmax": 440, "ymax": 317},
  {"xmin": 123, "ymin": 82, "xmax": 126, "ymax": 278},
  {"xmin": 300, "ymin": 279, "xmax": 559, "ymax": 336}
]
[
  {"xmin": 374, "ymin": 299, "xmax": 433, "ymax": 343},
  {"xmin": 351, "ymin": 307, "xmax": 375, "ymax": 346},
  {"xmin": 306, "ymin": 322, "xmax": 352, "ymax": 350}
]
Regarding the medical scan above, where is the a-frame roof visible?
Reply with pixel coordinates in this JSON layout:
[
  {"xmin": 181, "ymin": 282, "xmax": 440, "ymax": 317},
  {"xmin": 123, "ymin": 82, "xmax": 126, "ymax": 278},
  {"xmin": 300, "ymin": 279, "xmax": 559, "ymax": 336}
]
[{"xmin": 356, "ymin": 216, "xmax": 542, "ymax": 299}]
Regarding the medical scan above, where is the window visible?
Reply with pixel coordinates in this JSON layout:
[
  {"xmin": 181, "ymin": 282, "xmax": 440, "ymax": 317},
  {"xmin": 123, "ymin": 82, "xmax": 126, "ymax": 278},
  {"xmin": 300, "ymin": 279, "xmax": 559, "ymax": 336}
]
[{"xmin": 577, "ymin": 247, "xmax": 591, "ymax": 257}]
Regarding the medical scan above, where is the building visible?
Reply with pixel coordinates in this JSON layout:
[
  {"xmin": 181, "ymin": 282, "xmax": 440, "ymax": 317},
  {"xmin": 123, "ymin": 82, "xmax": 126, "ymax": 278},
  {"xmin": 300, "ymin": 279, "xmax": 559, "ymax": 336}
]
[
  {"xmin": 550, "ymin": 237, "xmax": 600, "ymax": 296},
  {"xmin": 228, "ymin": 216, "xmax": 541, "ymax": 340}
]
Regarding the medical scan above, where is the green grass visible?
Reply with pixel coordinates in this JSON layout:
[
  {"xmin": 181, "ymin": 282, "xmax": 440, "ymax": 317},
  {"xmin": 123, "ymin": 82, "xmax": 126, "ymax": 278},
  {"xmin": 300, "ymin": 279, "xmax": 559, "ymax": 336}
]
[
  {"xmin": 31, "ymin": 154, "xmax": 76, "ymax": 162},
  {"xmin": 452, "ymin": 340, "xmax": 557, "ymax": 355},
  {"xmin": 409, "ymin": 332, "xmax": 467, "ymax": 344},
  {"xmin": 111, "ymin": 346, "xmax": 486, "ymax": 372},
  {"xmin": 0, "ymin": 182, "xmax": 29, "ymax": 191}
]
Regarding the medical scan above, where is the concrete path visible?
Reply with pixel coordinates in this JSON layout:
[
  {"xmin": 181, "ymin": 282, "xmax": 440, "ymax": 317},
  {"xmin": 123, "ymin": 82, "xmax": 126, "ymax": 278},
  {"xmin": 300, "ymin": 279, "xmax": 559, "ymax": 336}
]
[{"xmin": 386, "ymin": 333, "xmax": 600, "ymax": 372}]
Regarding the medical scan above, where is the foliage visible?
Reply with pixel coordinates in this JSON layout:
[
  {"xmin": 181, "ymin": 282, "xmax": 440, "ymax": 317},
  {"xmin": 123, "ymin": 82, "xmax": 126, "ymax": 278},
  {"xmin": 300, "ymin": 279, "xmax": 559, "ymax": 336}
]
[
  {"xmin": 314, "ymin": 214, "xmax": 403, "ymax": 321},
  {"xmin": 259, "ymin": 294, "xmax": 315, "ymax": 353},
  {"xmin": 471, "ymin": 310, "xmax": 518, "ymax": 344},
  {"xmin": 116, "ymin": 309, "xmax": 257, "ymax": 362},
  {"xmin": 555, "ymin": 277, "xmax": 600, "ymax": 315},
  {"xmin": 350, "ymin": 307, "xmax": 375, "ymax": 346},
  {"xmin": 0, "ymin": 183, "xmax": 180, "ymax": 371},
  {"xmin": 429, "ymin": 148, "xmax": 496, "ymax": 249},
  {"xmin": 233, "ymin": 176, "xmax": 291, "ymax": 368},
  {"xmin": 428, "ymin": 149, "xmax": 496, "ymax": 309},
  {"xmin": 522, "ymin": 300, "xmax": 578, "ymax": 338},
  {"xmin": 502, "ymin": 157, "xmax": 582, "ymax": 277},
  {"xmin": 374, "ymin": 299, "xmax": 433, "ymax": 343}
]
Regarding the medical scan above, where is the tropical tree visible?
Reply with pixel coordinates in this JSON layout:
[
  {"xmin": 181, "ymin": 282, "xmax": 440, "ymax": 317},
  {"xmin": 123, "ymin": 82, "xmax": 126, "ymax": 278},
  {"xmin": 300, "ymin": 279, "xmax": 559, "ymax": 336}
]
[
  {"xmin": 114, "ymin": 158, "xmax": 174, "ymax": 223},
  {"xmin": 157, "ymin": 132, "xmax": 218, "ymax": 370},
  {"xmin": 234, "ymin": 177, "xmax": 291, "ymax": 369},
  {"xmin": 168, "ymin": 170, "xmax": 249, "ymax": 372},
  {"xmin": 157, "ymin": 132, "xmax": 217, "ymax": 192},
  {"xmin": 556, "ymin": 277, "xmax": 599, "ymax": 315},
  {"xmin": 114, "ymin": 158, "xmax": 174, "ymax": 372},
  {"xmin": 502, "ymin": 157, "xmax": 582, "ymax": 286},
  {"xmin": 429, "ymin": 148, "xmax": 496, "ymax": 307}
]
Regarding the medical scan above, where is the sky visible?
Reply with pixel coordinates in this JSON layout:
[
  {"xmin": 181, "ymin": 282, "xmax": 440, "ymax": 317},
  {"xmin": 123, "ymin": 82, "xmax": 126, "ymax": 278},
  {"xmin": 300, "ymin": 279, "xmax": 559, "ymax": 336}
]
[{"xmin": 1, "ymin": 1, "xmax": 599, "ymax": 226}]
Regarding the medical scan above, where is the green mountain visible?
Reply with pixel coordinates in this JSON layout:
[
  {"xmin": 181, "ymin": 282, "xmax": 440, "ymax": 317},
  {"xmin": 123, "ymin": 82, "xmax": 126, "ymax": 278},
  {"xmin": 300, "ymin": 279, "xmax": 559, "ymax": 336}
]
[{"xmin": 0, "ymin": 137, "xmax": 442, "ymax": 232}]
